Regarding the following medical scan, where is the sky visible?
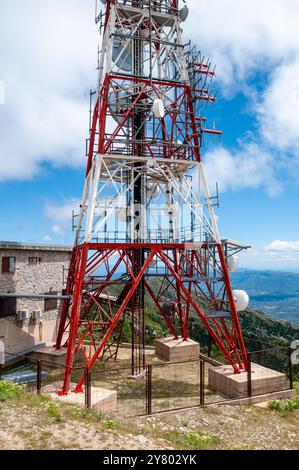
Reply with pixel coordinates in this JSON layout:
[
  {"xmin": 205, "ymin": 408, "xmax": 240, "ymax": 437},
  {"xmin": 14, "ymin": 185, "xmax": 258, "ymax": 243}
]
[{"xmin": 1, "ymin": 0, "xmax": 299, "ymax": 271}]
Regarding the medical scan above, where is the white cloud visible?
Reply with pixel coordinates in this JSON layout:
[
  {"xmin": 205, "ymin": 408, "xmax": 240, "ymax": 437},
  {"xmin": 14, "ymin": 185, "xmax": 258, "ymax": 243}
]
[
  {"xmin": 187, "ymin": 0, "xmax": 299, "ymax": 90},
  {"xmin": 1, "ymin": 0, "xmax": 299, "ymax": 195},
  {"xmin": 238, "ymin": 245, "xmax": 299, "ymax": 271},
  {"xmin": 44, "ymin": 197, "xmax": 80, "ymax": 235},
  {"xmin": 0, "ymin": 0, "xmax": 98, "ymax": 181},
  {"xmin": 264, "ymin": 240, "xmax": 299, "ymax": 252},
  {"xmin": 203, "ymin": 143, "xmax": 281, "ymax": 196},
  {"xmin": 257, "ymin": 58, "xmax": 299, "ymax": 157}
]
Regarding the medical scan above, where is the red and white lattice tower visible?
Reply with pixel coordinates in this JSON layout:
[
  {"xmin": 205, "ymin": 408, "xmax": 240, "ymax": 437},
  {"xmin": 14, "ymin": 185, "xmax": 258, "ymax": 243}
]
[{"xmin": 56, "ymin": 0, "xmax": 248, "ymax": 394}]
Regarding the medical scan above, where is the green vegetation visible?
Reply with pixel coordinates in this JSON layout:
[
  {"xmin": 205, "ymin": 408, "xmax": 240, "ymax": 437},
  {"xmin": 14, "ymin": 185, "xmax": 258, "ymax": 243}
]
[
  {"xmin": 163, "ymin": 428, "xmax": 221, "ymax": 450},
  {"xmin": 102, "ymin": 418, "xmax": 115, "ymax": 430},
  {"xmin": 268, "ymin": 385, "xmax": 299, "ymax": 412},
  {"xmin": 268, "ymin": 396, "xmax": 299, "ymax": 412},
  {"xmin": 0, "ymin": 381, "xmax": 26, "ymax": 401},
  {"xmin": 45, "ymin": 402, "xmax": 62, "ymax": 422}
]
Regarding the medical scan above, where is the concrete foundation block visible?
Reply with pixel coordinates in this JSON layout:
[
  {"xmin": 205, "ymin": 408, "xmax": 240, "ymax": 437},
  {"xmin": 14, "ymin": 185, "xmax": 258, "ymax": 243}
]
[
  {"xmin": 45, "ymin": 382, "xmax": 117, "ymax": 412},
  {"xmin": 208, "ymin": 363, "xmax": 290, "ymax": 399},
  {"xmin": 28, "ymin": 346, "xmax": 84, "ymax": 369},
  {"xmin": 155, "ymin": 337, "xmax": 200, "ymax": 362}
]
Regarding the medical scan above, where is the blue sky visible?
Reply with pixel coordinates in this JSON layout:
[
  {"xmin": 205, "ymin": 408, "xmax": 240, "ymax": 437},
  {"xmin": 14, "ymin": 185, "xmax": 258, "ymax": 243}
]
[{"xmin": 1, "ymin": 0, "xmax": 299, "ymax": 271}]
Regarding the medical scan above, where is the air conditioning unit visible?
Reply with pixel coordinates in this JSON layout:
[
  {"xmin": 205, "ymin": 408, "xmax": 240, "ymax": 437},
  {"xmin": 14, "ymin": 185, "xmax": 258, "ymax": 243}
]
[
  {"xmin": 31, "ymin": 310, "xmax": 43, "ymax": 321},
  {"xmin": 16, "ymin": 310, "xmax": 30, "ymax": 322}
]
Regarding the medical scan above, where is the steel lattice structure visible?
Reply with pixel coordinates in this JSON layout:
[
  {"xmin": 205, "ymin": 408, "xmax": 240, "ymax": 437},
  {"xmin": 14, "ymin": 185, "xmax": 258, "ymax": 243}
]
[{"xmin": 56, "ymin": 0, "xmax": 248, "ymax": 394}]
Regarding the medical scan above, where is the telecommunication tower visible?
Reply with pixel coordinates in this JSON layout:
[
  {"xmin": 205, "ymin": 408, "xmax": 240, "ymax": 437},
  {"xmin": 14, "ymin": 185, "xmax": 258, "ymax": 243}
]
[{"xmin": 56, "ymin": 0, "xmax": 248, "ymax": 394}]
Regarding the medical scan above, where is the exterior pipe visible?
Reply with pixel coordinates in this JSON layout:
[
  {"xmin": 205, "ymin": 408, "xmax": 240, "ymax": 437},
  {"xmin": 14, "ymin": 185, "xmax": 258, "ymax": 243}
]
[{"xmin": 0, "ymin": 293, "xmax": 72, "ymax": 301}]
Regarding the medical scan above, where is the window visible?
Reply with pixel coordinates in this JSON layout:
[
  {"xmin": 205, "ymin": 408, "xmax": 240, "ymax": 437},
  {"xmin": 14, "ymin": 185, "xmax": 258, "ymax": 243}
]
[
  {"xmin": 44, "ymin": 291, "xmax": 58, "ymax": 311},
  {"xmin": 28, "ymin": 257, "xmax": 42, "ymax": 265},
  {"xmin": 2, "ymin": 256, "xmax": 16, "ymax": 274},
  {"xmin": 0, "ymin": 297, "xmax": 16, "ymax": 318}
]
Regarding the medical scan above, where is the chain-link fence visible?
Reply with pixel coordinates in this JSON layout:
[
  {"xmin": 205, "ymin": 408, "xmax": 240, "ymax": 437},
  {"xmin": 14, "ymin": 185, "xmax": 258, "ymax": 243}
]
[{"xmin": 1, "ymin": 345, "xmax": 294, "ymax": 418}]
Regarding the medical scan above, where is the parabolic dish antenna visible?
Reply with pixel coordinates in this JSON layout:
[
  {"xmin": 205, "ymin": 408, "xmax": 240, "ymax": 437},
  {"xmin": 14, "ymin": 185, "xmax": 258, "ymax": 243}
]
[
  {"xmin": 109, "ymin": 89, "xmax": 132, "ymax": 126},
  {"xmin": 112, "ymin": 32, "xmax": 133, "ymax": 72}
]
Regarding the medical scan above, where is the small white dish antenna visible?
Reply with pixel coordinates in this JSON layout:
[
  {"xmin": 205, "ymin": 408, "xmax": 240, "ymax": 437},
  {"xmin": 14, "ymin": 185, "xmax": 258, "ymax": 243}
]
[
  {"xmin": 228, "ymin": 255, "xmax": 239, "ymax": 273},
  {"xmin": 233, "ymin": 290, "xmax": 249, "ymax": 312},
  {"xmin": 152, "ymin": 99, "xmax": 165, "ymax": 118},
  {"xmin": 180, "ymin": 5, "xmax": 189, "ymax": 22}
]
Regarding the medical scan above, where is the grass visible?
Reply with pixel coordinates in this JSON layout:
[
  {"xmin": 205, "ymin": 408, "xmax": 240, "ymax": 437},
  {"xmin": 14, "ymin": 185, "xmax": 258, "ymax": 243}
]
[
  {"xmin": 0, "ymin": 381, "xmax": 26, "ymax": 401},
  {"xmin": 268, "ymin": 382, "xmax": 299, "ymax": 412},
  {"xmin": 268, "ymin": 395, "xmax": 299, "ymax": 412},
  {"xmin": 163, "ymin": 428, "xmax": 221, "ymax": 450},
  {"xmin": 102, "ymin": 418, "xmax": 115, "ymax": 430},
  {"xmin": 228, "ymin": 444, "xmax": 251, "ymax": 451},
  {"xmin": 45, "ymin": 402, "xmax": 62, "ymax": 422}
]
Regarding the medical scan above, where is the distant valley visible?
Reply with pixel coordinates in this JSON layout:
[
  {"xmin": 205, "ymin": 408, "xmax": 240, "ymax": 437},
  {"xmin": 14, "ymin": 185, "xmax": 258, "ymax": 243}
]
[{"xmin": 231, "ymin": 269, "xmax": 299, "ymax": 326}]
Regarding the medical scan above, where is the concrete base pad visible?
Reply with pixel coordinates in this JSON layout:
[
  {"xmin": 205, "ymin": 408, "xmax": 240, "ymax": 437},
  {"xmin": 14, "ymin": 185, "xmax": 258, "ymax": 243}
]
[
  {"xmin": 155, "ymin": 337, "xmax": 200, "ymax": 362},
  {"xmin": 28, "ymin": 346, "xmax": 84, "ymax": 369},
  {"xmin": 44, "ymin": 382, "xmax": 117, "ymax": 412},
  {"xmin": 209, "ymin": 363, "xmax": 290, "ymax": 398}
]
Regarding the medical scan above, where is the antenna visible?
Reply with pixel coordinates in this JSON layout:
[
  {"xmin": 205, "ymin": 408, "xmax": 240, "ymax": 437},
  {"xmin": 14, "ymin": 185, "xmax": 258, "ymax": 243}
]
[{"xmin": 56, "ymin": 0, "xmax": 249, "ymax": 395}]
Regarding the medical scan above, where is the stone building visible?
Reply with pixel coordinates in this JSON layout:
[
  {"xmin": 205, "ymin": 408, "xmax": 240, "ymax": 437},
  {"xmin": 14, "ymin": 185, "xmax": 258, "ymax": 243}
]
[{"xmin": 0, "ymin": 241, "xmax": 72, "ymax": 356}]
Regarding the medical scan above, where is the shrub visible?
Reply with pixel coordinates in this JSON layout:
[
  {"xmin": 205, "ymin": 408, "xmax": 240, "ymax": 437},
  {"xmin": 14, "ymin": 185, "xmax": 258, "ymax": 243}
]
[
  {"xmin": 187, "ymin": 430, "xmax": 220, "ymax": 450},
  {"xmin": 102, "ymin": 418, "xmax": 115, "ymax": 430},
  {"xmin": 268, "ymin": 396, "xmax": 299, "ymax": 412},
  {"xmin": 164, "ymin": 429, "xmax": 220, "ymax": 450},
  {"xmin": 268, "ymin": 400, "xmax": 281, "ymax": 411},
  {"xmin": 0, "ymin": 381, "xmax": 26, "ymax": 401},
  {"xmin": 45, "ymin": 402, "xmax": 62, "ymax": 422}
]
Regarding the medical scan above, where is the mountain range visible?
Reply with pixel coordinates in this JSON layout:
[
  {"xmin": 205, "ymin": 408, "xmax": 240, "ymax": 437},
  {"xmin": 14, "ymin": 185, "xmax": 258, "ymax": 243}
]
[{"xmin": 231, "ymin": 269, "xmax": 299, "ymax": 326}]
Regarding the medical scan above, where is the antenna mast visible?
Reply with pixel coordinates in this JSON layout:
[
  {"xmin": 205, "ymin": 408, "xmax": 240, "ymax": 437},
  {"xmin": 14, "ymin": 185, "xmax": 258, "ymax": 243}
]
[{"xmin": 56, "ymin": 0, "xmax": 248, "ymax": 395}]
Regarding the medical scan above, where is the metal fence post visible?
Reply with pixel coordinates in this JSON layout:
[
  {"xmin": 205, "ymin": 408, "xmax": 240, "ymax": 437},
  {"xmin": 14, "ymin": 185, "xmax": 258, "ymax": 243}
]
[
  {"xmin": 146, "ymin": 365, "xmax": 152, "ymax": 415},
  {"xmin": 37, "ymin": 361, "xmax": 42, "ymax": 395},
  {"xmin": 257, "ymin": 341, "xmax": 262, "ymax": 365},
  {"xmin": 200, "ymin": 360, "xmax": 205, "ymax": 406},
  {"xmin": 247, "ymin": 353, "xmax": 252, "ymax": 398},
  {"xmin": 85, "ymin": 368, "xmax": 91, "ymax": 409},
  {"xmin": 288, "ymin": 347, "xmax": 294, "ymax": 390},
  {"xmin": 208, "ymin": 336, "xmax": 212, "ymax": 358}
]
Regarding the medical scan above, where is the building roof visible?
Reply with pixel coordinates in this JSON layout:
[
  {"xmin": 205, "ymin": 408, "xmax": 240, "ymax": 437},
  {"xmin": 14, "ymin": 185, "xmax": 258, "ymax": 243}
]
[{"xmin": 0, "ymin": 241, "xmax": 72, "ymax": 253}]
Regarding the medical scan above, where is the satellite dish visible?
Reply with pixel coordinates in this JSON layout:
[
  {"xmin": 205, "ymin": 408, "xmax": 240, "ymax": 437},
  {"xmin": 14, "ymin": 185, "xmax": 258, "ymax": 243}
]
[
  {"xmin": 233, "ymin": 290, "xmax": 249, "ymax": 312},
  {"xmin": 112, "ymin": 33, "xmax": 133, "ymax": 72},
  {"xmin": 109, "ymin": 89, "xmax": 132, "ymax": 125},
  {"xmin": 228, "ymin": 255, "xmax": 239, "ymax": 273},
  {"xmin": 152, "ymin": 99, "xmax": 165, "ymax": 118},
  {"xmin": 180, "ymin": 5, "xmax": 189, "ymax": 22}
]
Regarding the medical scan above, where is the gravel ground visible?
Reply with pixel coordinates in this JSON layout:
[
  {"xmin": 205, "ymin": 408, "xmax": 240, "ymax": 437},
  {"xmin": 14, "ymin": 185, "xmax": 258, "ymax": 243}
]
[
  {"xmin": 138, "ymin": 404, "xmax": 299, "ymax": 450},
  {"xmin": 0, "ymin": 403, "xmax": 166, "ymax": 450},
  {"xmin": 0, "ymin": 399, "xmax": 298, "ymax": 450}
]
